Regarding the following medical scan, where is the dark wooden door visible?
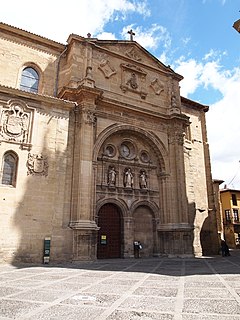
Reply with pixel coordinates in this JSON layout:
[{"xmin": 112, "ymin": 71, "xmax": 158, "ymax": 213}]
[{"xmin": 97, "ymin": 204, "xmax": 122, "ymax": 259}]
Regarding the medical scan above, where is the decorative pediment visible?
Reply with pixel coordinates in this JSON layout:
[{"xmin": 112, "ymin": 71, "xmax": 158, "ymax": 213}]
[
  {"xmin": 125, "ymin": 47, "xmax": 142, "ymax": 61},
  {"xmin": 120, "ymin": 63, "xmax": 147, "ymax": 99},
  {"xmin": 0, "ymin": 99, "xmax": 34, "ymax": 146}
]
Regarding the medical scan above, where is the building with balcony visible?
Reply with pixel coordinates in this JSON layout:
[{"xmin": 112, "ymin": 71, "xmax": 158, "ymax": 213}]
[{"xmin": 220, "ymin": 188, "xmax": 240, "ymax": 248}]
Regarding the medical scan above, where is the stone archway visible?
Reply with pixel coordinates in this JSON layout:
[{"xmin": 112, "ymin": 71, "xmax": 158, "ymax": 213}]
[
  {"xmin": 97, "ymin": 203, "xmax": 123, "ymax": 259},
  {"xmin": 133, "ymin": 205, "xmax": 155, "ymax": 257}
]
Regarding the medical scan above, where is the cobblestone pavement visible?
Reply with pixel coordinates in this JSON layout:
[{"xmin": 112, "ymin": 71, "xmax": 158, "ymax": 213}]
[{"xmin": 1, "ymin": 251, "xmax": 240, "ymax": 319}]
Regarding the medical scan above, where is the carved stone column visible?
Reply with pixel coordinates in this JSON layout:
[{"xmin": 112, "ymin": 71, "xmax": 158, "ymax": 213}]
[{"xmin": 61, "ymin": 86, "xmax": 102, "ymax": 260}]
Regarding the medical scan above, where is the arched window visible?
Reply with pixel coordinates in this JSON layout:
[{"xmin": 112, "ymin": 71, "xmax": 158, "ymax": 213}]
[
  {"xmin": 1, "ymin": 152, "xmax": 18, "ymax": 186},
  {"xmin": 20, "ymin": 67, "xmax": 39, "ymax": 93}
]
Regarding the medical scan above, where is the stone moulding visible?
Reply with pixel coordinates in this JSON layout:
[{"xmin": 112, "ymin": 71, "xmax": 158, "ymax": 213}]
[
  {"xmin": 157, "ymin": 223, "xmax": 194, "ymax": 231},
  {"xmin": 69, "ymin": 220, "xmax": 100, "ymax": 230}
]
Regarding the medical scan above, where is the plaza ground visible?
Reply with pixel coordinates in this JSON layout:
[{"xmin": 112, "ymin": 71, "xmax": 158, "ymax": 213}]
[{"xmin": 1, "ymin": 251, "xmax": 240, "ymax": 319}]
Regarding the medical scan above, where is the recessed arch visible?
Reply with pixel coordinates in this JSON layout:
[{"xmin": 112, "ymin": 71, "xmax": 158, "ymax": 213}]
[
  {"xmin": 19, "ymin": 63, "xmax": 42, "ymax": 93},
  {"xmin": 93, "ymin": 123, "xmax": 168, "ymax": 172},
  {"xmin": 96, "ymin": 198, "xmax": 128, "ymax": 218}
]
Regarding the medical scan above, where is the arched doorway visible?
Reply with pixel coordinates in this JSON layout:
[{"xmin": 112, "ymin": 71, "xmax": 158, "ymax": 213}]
[
  {"xmin": 97, "ymin": 203, "xmax": 122, "ymax": 259},
  {"xmin": 133, "ymin": 205, "xmax": 154, "ymax": 257}
]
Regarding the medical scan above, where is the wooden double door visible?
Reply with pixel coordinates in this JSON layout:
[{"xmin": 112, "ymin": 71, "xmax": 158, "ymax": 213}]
[{"xmin": 97, "ymin": 204, "xmax": 122, "ymax": 259}]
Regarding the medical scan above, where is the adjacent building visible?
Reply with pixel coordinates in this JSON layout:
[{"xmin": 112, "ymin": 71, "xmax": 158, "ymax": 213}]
[
  {"xmin": 220, "ymin": 188, "xmax": 240, "ymax": 248},
  {"xmin": 0, "ymin": 22, "xmax": 219, "ymax": 263}
]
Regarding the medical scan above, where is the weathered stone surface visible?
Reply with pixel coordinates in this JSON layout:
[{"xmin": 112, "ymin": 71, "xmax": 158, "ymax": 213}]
[{"xmin": 0, "ymin": 22, "xmax": 219, "ymax": 263}]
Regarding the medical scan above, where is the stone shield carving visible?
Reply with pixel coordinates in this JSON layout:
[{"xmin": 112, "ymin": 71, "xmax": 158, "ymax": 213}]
[
  {"xmin": 0, "ymin": 100, "xmax": 33, "ymax": 145},
  {"xmin": 27, "ymin": 153, "xmax": 48, "ymax": 176}
]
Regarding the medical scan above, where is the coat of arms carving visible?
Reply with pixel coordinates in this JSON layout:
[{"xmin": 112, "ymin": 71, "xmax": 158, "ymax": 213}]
[
  {"xmin": 27, "ymin": 153, "xmax": 48, "ymax": 176},
  {"xmin": 120, "ymin": 63, "xmax": 147, "ymax": 99},
  {"xmin": 0, "ymin": 101, "xmax": 33, "ymax": 145}
]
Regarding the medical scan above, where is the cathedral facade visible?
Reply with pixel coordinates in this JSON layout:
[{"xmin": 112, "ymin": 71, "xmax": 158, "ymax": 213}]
[{"xmin": 0, "ymin": 23, "xmax": 219, "ymax": 263}]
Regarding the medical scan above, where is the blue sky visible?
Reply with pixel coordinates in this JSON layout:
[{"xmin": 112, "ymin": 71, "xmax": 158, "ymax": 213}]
[{"xmin": 1, "ymin": 0, "xmax": 240, "ymax": 188}]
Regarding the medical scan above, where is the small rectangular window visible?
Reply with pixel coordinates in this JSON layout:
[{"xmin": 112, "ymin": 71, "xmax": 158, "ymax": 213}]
[
  {"xmin": 232, "ymin": 194, "xmax": 237, "ymax": 206},
  {"xmin": 225, "ymin": 210, "xmax": 231, "ymax": 222},
  {"xmin": 233, "ymin": 209, "xmax": 239, "ymax": 222}
]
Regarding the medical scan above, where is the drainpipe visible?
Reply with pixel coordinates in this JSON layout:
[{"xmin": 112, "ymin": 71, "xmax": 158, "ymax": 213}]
[{"xmin": 54, "ymin": 45, "xmax": 68, "ymax": 97}]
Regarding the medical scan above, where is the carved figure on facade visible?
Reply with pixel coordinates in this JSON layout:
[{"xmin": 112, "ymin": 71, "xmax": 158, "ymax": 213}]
[
  {"xmin": 98, "ymin": 59, "xmax": 116, "ymax": 79},
  {"xmin": 0, "ymin": 102, "xmax": 33, "ymax": 144},
  {"xmin": 27, "ymin": 153, "xmax": 48, "ymax": 176},
  {"xmin": 139, "ymin": 170, "xmax": 147, "ymax": 189},
  {"xmin": 124, "ymin": 168, "xmax": 133, "ymax": 188},
  {"xmin": 108, "ymin": 166, "xmax": 117, "ymax": 186},
  {"xmin": 150, "ymin": 78, "xmax": 164, "ymax": 95},
  {"xmin": 169, "ymin": 92, "xmax": 180, "ymax": 114}
]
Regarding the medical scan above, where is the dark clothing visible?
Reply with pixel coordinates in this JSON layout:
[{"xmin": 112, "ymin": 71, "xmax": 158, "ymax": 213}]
[{"xmin": 221, "ymin": 240, "xmax": 230, "ymax": 257}]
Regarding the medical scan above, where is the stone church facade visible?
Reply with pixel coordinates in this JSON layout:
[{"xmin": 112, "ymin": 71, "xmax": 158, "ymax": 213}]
[{"xmin": 0, "ymin": 23, "xmax": 219, "ymax": 263}]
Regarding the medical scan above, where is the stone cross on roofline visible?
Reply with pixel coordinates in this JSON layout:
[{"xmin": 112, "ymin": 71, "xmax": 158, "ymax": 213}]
[{"xmin": 128, "ymin": 29, "xmax": 135, "ymax": 41}]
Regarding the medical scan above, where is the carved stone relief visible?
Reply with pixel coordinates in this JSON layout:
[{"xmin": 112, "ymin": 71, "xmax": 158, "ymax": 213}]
[
  {"xmin": 0, "ymin": 100, "xmax": 33, "ymax": 145},
  {"xmin": 82, "ymin": 109, "xmax": 97, "ymax": 126},
  {"xmin": 125, "ymin": 47, "xmax": 142, "ymax": 61},
  {"xmin": 120, "ymin": 63, "xmax": 147, "ymax": 99},
  {"xmin": 168, "ymin": 130, "xmax": 185, "ymax": 145},
  {"xmin": 150, "ymin": 78, "xmax": 164, "ymax": 95},
  {"xmin": 27, "ymin": 153, "xmax": 48, "ymax": 176},
  {"xmin": 98, "ymin": 59, "xmax": 116, "ymax": 79}
]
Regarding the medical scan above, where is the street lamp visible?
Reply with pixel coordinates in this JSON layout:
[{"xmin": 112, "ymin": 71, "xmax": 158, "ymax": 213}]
[{"xmin": 233, "ymin": 19, "xmax": 240, "ymax": 33}]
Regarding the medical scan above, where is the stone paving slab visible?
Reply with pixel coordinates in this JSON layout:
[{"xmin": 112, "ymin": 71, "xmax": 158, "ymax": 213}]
[{"xmin": 0, "ymin": 251, "xmax": 240, "ymax": 319}]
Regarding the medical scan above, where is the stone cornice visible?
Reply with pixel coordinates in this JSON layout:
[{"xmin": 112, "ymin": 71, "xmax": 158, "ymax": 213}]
[
  {"xmin": 0, "ymin": 22, "xmax": 65, "ymax": 54},
  {"xmin": 0, "ymin": 85, "xmax": 74, "ymax": 110}
]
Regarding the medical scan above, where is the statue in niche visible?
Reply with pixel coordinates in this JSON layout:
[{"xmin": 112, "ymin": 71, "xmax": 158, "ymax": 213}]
[
  {"xmin": 108, "ymin": 166, "xmax": 116, "ymax": 186},
  {"xmin": 139, "ymin": 170, "xmax": 147, "ymax": 189},
  {"xmin": 124, "ymin": 168, "xmax": 133, "ymax": 188}
]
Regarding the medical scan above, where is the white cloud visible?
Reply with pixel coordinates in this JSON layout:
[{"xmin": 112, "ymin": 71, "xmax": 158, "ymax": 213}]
[
  {"xmin": 174, "ymin": 53, "xmax": 240, "ymax": 188},
  {"xmin": 121, "ymin": 24, "xmax": 171, "ymax": 51},
  {"xmin": 96, "ymin": 32, "xmax": 117, "ymax": 40},
  {"xmin": 0, "ymin": 0, "xmax": 150, "ymax": 42},
  {"xmin": 175, "ymin": 58, "xmax": 203, "ymax": 96}
]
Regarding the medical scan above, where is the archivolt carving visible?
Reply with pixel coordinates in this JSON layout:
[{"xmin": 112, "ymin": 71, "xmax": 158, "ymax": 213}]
[{"xmin": 0, "ymin": 100, "xmax": 33, "ymax": 145}]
